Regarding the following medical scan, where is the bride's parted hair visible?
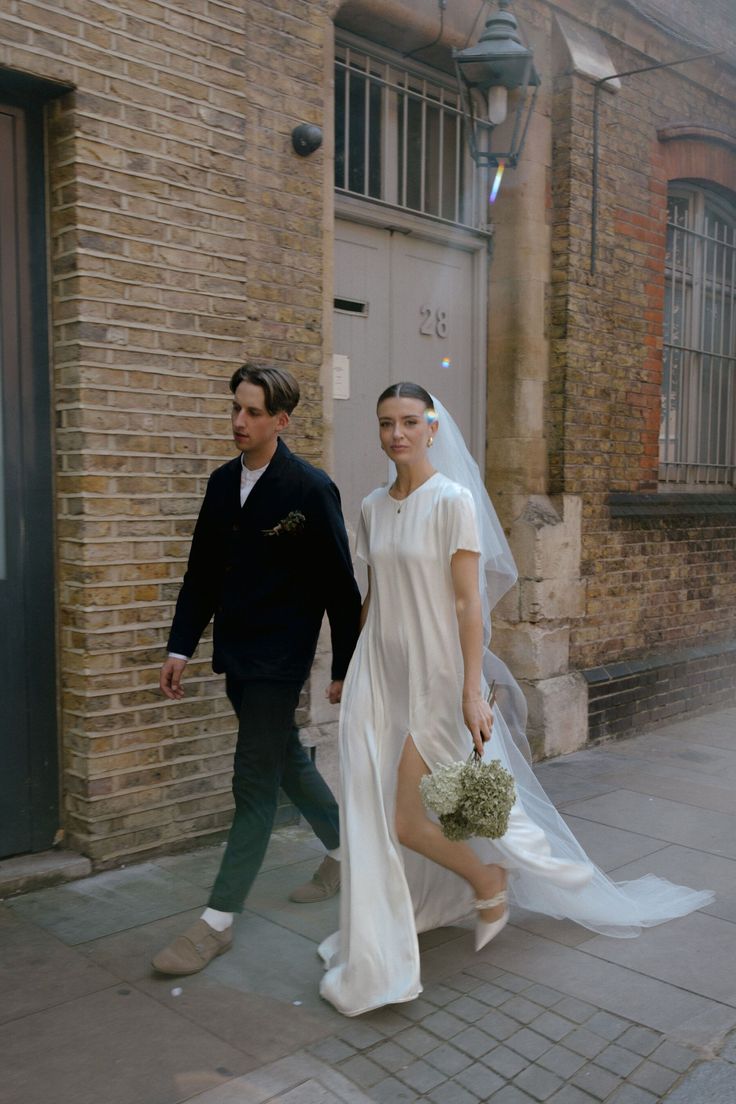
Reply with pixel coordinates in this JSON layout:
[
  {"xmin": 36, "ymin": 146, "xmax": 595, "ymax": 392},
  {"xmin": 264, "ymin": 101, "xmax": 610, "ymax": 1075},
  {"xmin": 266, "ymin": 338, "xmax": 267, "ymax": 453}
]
[{"xmin": 377, "ymin": 382, "xmax": 435, "ymax": 416}]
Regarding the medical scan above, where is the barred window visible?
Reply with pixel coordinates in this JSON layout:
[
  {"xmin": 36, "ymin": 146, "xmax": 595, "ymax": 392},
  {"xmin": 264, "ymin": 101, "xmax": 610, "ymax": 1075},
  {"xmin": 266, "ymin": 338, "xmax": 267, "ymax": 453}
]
[
  {"xmin": 660, "ymin": 184, "xmax": 736, "ymax": 485},
  {"xmin": 334, "ymin": 37, "xmax": 483, "ymax": 232}
]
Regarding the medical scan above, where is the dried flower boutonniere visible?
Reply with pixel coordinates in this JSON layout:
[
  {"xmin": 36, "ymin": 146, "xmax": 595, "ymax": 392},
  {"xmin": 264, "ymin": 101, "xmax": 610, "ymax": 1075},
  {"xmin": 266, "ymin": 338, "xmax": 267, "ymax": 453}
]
[{"xmin": 262, "ymin": 510, "xmax": 306, "ymax": 538}]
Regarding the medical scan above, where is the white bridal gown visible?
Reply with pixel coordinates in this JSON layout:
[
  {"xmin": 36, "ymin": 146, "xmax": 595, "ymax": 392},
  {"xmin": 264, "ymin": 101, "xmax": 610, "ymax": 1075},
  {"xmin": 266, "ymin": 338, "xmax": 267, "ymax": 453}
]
[{"xmin": 319, "ymin": 473, "xmax": 714, "ymax": 1017}]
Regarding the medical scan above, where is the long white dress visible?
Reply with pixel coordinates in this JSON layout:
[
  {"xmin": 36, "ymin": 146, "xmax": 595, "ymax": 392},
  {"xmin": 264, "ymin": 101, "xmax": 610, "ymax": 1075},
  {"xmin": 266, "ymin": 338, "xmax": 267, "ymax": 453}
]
[{"xmin": 319, "ymin": 473, "xmax": 713, "ymax": 1017}]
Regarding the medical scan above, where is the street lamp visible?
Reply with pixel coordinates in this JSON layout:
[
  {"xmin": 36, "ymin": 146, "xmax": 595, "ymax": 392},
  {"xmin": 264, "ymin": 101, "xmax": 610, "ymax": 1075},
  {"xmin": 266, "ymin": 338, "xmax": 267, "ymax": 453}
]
[{"xmin": 453, "ymin": 0, "xmax": 540, "ymax": 182}]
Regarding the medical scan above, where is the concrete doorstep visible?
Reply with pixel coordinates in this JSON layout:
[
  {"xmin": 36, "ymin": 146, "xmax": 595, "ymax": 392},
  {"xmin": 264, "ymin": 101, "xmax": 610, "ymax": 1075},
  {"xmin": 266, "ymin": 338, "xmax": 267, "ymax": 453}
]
[{"xmin": 0, "ymin": 849, "xmax": 91, "ymax": 898}]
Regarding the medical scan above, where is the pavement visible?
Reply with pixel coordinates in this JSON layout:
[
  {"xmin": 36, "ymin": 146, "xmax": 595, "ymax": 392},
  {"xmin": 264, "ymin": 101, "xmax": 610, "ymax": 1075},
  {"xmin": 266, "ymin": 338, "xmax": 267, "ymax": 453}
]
[{"xmin": 2, "ymin": 705, "xmax": 736, "ymax": 1104}]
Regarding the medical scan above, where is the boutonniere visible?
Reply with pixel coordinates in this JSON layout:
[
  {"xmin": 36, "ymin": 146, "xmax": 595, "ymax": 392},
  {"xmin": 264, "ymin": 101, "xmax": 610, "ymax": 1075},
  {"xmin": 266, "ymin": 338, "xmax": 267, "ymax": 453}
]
[{"xmin": 262, "ymin": 510, "xmax": 306, "ymax": 537}]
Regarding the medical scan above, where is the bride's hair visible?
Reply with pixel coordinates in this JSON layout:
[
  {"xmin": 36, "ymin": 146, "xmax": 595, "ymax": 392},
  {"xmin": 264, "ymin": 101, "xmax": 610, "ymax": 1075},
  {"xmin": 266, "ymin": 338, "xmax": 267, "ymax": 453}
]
[{"xmin": 377, "ymin": 381, "xmax": 434, "ymax": 411}]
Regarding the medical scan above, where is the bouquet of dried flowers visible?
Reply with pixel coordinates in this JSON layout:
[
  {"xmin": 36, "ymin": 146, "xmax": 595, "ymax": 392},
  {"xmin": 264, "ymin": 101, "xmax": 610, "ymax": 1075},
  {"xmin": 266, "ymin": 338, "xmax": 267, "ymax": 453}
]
[{"xmin": 419, "ymin": 690, "xmax": 515, "ymax": 842}]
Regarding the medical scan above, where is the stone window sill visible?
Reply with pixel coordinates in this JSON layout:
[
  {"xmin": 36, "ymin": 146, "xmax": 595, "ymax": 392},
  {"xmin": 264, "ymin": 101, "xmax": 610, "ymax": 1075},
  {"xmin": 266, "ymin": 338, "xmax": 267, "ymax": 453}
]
[{"xmin": 608, "ymin": 492, "xmax": 736, "ymax": 518}]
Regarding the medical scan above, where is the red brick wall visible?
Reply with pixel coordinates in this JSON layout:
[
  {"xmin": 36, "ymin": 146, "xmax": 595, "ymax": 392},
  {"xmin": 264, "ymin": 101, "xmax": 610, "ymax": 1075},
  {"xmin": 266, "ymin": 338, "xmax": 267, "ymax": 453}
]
[{"xmin": 550, "ymin": 34, "xmax": 736, "ymax": 672}]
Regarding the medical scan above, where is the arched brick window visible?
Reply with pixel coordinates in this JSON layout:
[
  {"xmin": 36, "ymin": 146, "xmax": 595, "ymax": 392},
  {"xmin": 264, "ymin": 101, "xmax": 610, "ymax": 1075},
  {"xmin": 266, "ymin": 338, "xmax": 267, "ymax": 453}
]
[
  {"xmin": 660, "ymin": 182, "xmax": 736, "ymax": 485},
  {"xmin": 657, "ymin": 126, "xmax": 736, "ymax": 486}
]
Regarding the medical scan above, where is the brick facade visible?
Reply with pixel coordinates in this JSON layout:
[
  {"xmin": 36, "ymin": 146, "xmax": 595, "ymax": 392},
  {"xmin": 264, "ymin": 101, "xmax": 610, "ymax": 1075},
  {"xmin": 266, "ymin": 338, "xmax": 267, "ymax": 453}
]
[
  {"xmin": 546, "ymin": 3, "xmax": 736, "ymax": 732},
  {"xmin": 1, "ymin": 0, "xmax": 331, "ymax": 863}
]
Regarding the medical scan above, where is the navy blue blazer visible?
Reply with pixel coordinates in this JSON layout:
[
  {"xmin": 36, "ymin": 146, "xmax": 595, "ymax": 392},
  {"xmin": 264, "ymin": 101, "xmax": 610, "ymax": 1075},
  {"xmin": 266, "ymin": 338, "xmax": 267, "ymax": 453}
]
[{"xmin": 167, "ymin": 438, "xmax": 362, "ymax": 684}]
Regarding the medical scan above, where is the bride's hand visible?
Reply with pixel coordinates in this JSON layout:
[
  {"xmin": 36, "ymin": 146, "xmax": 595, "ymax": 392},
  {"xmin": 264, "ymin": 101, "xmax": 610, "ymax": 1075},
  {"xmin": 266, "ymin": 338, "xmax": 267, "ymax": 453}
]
[{"xmin": 463, "ymin": 696, "xmax": 494, "ymax": 757}]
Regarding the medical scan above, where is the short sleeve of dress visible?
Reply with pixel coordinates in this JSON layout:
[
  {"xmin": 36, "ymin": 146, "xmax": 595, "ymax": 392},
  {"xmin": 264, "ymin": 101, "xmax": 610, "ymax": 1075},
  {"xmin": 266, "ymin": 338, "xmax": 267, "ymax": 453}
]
[
  {"xmin": 446, "ymin": 487, "xmax": 482, "ymax": 559},
  {"xmin": 355, "ymin": 501, "xmax": 370, "ymax": 562}
]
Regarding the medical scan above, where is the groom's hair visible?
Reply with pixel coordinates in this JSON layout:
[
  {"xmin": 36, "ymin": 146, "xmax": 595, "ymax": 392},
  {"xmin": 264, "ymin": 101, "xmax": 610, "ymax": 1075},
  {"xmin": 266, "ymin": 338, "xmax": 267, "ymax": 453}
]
[
  {"xmin": 377, "ymin": 382, "xmax": 434, "ymax": 411},
  {"xmin": 230, "ymin": 362, "xmax": 300, "ymax": 415}
]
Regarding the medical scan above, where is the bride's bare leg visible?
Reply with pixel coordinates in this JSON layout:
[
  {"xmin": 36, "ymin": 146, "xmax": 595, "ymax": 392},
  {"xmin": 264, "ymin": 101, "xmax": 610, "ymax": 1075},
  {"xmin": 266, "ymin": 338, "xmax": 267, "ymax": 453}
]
[{"xmin": 396, "ymin": 736, "xmax": 506, "ymax": 922}]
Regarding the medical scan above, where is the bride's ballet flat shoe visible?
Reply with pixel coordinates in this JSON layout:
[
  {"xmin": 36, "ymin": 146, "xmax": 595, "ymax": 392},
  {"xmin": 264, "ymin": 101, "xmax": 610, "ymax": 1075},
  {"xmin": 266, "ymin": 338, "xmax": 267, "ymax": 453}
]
[{"xmin": 475, "ymin": 891, "xmax": 509, "ymax": 952}]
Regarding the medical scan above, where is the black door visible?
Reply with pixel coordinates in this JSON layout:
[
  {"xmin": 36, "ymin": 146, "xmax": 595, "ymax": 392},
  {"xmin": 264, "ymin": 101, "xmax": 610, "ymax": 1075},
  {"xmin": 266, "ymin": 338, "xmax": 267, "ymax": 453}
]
[{"xmin": 0, "ymin": 99, "xmax": 58, "ymax": 857}]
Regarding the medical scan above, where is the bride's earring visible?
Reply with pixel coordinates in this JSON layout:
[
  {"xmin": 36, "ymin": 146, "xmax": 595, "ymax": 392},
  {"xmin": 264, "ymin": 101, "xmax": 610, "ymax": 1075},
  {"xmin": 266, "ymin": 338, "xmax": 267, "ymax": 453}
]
[{"xmin": 427, "ymin": 436, "xmax": 434, "ymax": 448}]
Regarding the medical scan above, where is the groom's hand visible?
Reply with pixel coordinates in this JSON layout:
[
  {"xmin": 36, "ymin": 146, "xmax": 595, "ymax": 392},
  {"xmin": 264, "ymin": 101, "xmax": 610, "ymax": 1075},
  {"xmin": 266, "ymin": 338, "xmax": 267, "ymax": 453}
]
[
  {"xmin": 326, "ymin": 680, "xmax": 344, "ymax": 704},
  {"xmin": 160, "ymin": 657, "xmax": 188, "ymax": 700}
]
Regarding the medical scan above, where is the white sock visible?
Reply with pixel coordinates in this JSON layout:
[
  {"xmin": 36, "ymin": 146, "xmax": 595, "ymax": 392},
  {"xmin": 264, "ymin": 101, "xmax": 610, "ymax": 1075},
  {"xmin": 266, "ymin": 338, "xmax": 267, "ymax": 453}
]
[
  {"xmin": 201, "ymin": 907, "xmax": 233, "ymax": 931},
  {"xmin": 326, "ymin": 848, "xmax": 341, "ymax": 862}
]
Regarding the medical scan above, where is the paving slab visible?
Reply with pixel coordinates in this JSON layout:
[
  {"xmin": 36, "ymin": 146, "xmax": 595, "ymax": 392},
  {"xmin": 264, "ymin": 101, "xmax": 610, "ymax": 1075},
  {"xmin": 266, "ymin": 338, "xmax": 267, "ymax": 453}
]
[
  {"xmin": 483, "ymin": 1045, "xmax": 529, "ymax": 1079},
  {"xmin": 259, "ymin": 827, "xmax": 325, "ymax": 868},
  {"xmin": 529, "ymin": 1010, "xmax": 576, "ymax": 1043},
  {"xmin": 460, "ymin": 923, "xmax": 736, "ymax": 1048},
  {"xmin": 152, "ymin": 843, "xmax": 226, "ymax": 888},
  {"xmin": 559, "ymin": 816, "xmax": 668, "ymax": 874},
  {"xmin": 636, "ymin": 714, "xmax": 736, "ymax": 749},
  {"xmin": 155, "ymin": 830, "xmax": 321, "ymax": 888},
  {"xmin": 419, "ymin": 925, "xmax": 469, "ymax": 951},
  {"xmin": 6, "ymin": 861, "xmax": 206, "ymax": 944},
  {"xmin": 536, "ymin": 1044, "xmax": 588, "ymax": 1078},
  {"xmin": 80, "ymin": 905, "xmax": 205, "ymax": 981},
  {"xmin": 0, "ymin": 984, "xmax": 256, "ymax": 1104},
  {"xmin": 136, "ymin": 971, "xmax": 334, "ymax": 1062},
  {"xmin": 524, "ymin": 765, "xmax": 617, "ymax": 809},
  {"xmin": 242, "ymin": 858, "xmax": 340, "ymax": 942},
  {"xmin": 426, "ymin": 1080, "xmax": 477, "ymax": 1104},
  {"xmin": 205, "ymin": 912, "xmax": 343, "ymax": 1023},
  {"xmin": 618, "ymin": 774, "xmax": 736, "ymax": 819},
  {"xmin": 604, "ymin": 843, "xmax": 736, "ymax": 924},
  {"xmin": 369, "ymin": 1074, "xmax": 419, "ymax": 1102},
  {"xmin": 0, "ymin": 906, "xmax": 117, "ymax": 1023},
  {"xmin": 186, "ymin": 1054, "xmax": 375, "ymax": 1103},
  {"xmin": 562, "ymin": 788, "xmax": 736, "ymax": 858},
  {"xmin": 508, "ymin": 910, "xmax": 597, "ymax": 948},
  {"xmin": 576, "ymin": 759, "xmax": 736, "ymax": 816},
  {"xmin": 420, "ymin": 926, "xmax": 483, "ymax": 983},
  {"xmin": 593, "ymin": 1044, "xmax": 641, "ymax": 1077},
  {"xmin": 581, "ymin": 910, "xmax": 736, "ymax": 1006},
  {"xmin": 627, "ymin": 1060, "xmax": 679, "ymax": 1096},
  {"xmin": 594, "ymin": 733, "xmax": 736, "ymax": 780},
  {"xmin": 606, "ymin": 721, "xmax": 736, "ymax": 755},
  {"xmin": 455, "ymin": 1060, "xmax": 504, "ymax": 1095},
  {"xmin": 570, "ymin": 1061, "xmax": 623, "ymax": 1100}
]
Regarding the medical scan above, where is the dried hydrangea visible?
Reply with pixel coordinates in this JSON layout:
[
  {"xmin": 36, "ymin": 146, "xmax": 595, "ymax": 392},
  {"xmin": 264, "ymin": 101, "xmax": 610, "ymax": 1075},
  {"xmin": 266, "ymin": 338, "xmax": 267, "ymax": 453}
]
[
  {"xmin": 420, "ymin": 760, "xmax": 465, "ymax": 816},
  {"xmin": 420, "ymin": 756, "xmax": 515, "ymax": 842}
]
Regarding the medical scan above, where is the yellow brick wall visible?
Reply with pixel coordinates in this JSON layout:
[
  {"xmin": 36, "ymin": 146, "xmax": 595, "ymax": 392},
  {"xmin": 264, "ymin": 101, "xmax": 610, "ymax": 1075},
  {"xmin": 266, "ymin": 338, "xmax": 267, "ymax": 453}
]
[{"xmin": 0, "ymin": 0, "xmax": 331, "ymax": 862}]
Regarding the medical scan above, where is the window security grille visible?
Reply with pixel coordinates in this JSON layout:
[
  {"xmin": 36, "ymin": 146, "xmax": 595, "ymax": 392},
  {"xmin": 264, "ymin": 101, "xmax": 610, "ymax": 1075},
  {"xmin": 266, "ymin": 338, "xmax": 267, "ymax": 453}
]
[
  {"xmin": 661, "ymin": 186, "xmax": 736, "ymax": 486},
  {"xmin": 334, "ymin": 40, "xmax": 484, "ymax": 232}
]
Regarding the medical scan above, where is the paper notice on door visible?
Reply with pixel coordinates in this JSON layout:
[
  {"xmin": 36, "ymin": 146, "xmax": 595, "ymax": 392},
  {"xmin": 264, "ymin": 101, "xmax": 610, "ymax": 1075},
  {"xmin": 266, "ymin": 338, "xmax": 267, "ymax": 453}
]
[{"xmin": 333, "ymin": 354, "xmax": 350, "ymax": 400}]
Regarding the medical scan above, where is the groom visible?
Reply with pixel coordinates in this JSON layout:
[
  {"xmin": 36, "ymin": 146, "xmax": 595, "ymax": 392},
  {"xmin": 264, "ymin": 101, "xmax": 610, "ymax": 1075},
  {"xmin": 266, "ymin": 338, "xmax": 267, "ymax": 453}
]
[{"xmin": 152, "ymin": 362, "xmax": 361, "ymax": 975}]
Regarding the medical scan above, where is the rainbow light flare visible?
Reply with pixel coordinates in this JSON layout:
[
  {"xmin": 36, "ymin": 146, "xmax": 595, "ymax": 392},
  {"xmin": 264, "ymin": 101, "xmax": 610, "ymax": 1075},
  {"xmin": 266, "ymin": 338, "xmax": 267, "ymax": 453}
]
[
  {"xmin": 489, "ymin": 160, "xmax": 506, "ymax": 204},
  {"xmin": 441, "ymin": 356, "xmax": 452, "ymax": 369}
]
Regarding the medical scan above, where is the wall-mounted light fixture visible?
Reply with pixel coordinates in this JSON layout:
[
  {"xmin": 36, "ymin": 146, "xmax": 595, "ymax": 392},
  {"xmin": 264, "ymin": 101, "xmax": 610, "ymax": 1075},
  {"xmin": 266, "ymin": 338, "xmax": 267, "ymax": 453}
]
[{"xmin": 453, "ymin": 0, "xmax": 540, "ymax": 186}]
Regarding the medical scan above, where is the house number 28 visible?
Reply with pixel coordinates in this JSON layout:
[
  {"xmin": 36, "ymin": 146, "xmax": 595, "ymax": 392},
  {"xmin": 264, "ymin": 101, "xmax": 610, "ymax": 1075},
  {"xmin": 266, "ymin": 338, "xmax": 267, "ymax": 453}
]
[{"xmin": 419, "ymin": 305, "xmax": 448, "ymax": 338}]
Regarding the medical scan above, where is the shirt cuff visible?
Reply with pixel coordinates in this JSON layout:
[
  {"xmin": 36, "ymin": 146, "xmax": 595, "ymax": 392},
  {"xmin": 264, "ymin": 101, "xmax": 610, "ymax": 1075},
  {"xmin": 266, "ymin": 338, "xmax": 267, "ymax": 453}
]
[{"xmin": 168, "ymin": 652, "xmax": 190, "ymax": 661}]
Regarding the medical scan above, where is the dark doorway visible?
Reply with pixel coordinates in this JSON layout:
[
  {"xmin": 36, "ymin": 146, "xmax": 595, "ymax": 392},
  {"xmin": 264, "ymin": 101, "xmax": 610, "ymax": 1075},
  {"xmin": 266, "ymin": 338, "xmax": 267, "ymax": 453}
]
[{"xmin": 0, "ymin": 96, "xmax": 59, "ymax": 857}]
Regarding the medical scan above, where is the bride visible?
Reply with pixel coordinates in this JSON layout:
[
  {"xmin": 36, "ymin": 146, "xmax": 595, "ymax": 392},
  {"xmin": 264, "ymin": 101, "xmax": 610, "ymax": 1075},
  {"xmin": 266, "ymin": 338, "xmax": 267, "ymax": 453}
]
[{"xmin": 319, "ymin": 382, "xmax": 713, "ymax": 1017}]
